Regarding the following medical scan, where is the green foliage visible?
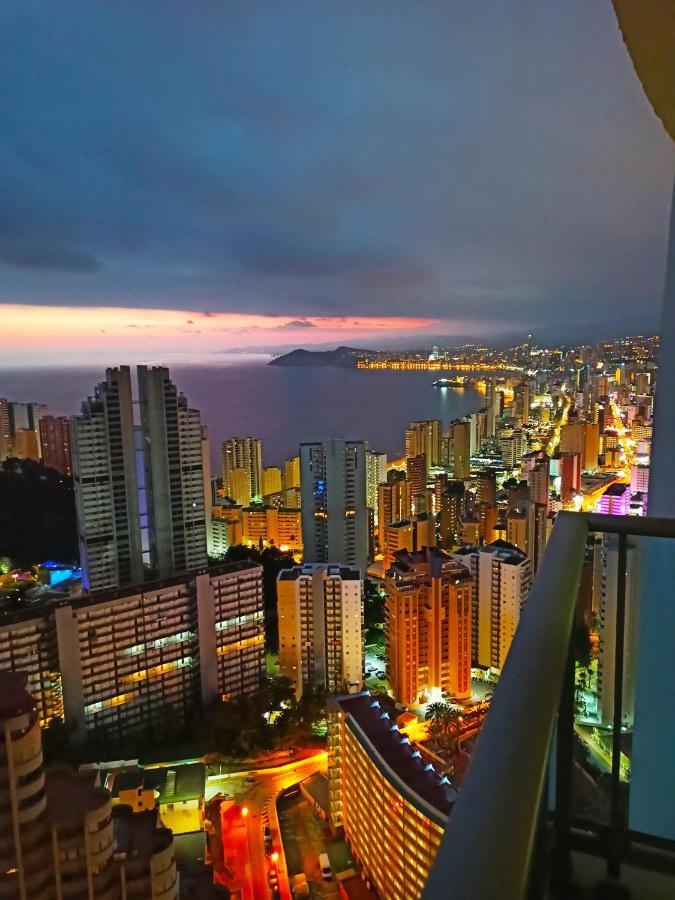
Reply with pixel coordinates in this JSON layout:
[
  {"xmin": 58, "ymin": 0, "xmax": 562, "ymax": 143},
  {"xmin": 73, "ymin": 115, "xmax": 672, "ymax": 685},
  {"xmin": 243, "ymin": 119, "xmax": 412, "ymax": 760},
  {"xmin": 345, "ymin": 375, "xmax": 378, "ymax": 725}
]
[
  {"xmin": 425, "ymin": 701, "xmax": 462, "ymax": 755},
  {"xmin": 197, "ymin": 678, "xmax": 327, "ymax": 757},
  {"xmin": 364, "ymin": 577, "xmax": 384, "ymax": 629},
  {"xmin": 222, "ymin": 544, "xmax": 295, "ymax": 651},
  {"xmin": 0, "ymin": 459, "xmax": 78, "ymax": 567}
]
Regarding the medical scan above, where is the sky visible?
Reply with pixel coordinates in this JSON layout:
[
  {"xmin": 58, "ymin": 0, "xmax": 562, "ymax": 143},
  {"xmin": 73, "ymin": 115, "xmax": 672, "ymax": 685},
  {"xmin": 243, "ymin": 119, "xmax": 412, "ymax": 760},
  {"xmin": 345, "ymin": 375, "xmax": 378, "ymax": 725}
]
[{"xmin": 1, "ymin": 0, "xmax": 674, "ymax": 366}]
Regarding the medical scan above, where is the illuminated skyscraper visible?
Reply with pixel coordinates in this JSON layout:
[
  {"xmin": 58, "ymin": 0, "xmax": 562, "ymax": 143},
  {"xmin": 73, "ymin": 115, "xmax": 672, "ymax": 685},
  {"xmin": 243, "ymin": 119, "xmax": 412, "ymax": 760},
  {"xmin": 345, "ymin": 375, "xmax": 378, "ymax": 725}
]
[
  {"xmin": 386, "ymin": 546, "xmax": 473, "ymax": 703},
  {"xmin": 300, "ymin": 439, "xmax": 368, "ymax": 573},
  {"xmin": 72, "ymin": 366, "xmax": 207, "ymax": 592},
  {"xmin": 366, "ymin": 449, "xmax": 388, "ymax": 525},
  {"xmin": 560, "ymin": 422, "xmax": 600, "ymax": 471},
  {"xmin": 452, "ymin": 540, "xmax": 532, "ymax": 670},
  {"xmin": 449, "ymin": 419, "xmax": 471, "ymax": 480},
  {"xmin": 0, "ymin": 397, "xmax": 10, "ymax": 461},
  {"xmin": 222, "ymin": 436, "xmax": 262, "ymax": 503},
  {"xmin": 377, "ymin": 476, "xmax": 409, "ymax": 550},
  {"xmin": 71, "ymin": 367, "xmax": 143, "ymax": 592},
  {"xmin": 262, "ymin": 465, "xmax": 282, "ymax": 497},
  {"xmin": 283, "ymin": 454, "xmax": 301, "ymax": 489},
  {"xmin": 407, "ymin": 453, "xmax": 427, "ymax": 515},
  {"xmin": 439, "ymin": 480, "xmax": 465, "ymax": 551},
  {"xmin": 277, "ymin": 563, "xmax": 363, "ymax": 698},
  {"xmin": 382, "ymin": 513, "xmax": 436, "ymax": 568},
  {"xmin": 405, "ymin": 420, "xmax": 441, "ymax": 467}
]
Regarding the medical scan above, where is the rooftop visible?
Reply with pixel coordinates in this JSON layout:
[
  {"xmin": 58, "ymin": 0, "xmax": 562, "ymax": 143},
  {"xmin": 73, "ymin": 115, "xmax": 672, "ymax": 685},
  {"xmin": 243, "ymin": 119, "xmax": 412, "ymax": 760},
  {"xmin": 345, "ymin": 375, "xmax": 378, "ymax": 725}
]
[{"xmin": 333, "ymin": 692, "xmax": 456, "ymax": 825}]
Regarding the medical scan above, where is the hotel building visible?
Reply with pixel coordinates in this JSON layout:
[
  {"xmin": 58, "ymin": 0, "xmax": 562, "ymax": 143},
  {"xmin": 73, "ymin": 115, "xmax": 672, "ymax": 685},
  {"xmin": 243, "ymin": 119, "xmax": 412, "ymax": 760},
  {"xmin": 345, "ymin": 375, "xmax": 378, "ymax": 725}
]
[{"xmin": 328, "ymin": 692, "xmax": 455, "ymax": 899}]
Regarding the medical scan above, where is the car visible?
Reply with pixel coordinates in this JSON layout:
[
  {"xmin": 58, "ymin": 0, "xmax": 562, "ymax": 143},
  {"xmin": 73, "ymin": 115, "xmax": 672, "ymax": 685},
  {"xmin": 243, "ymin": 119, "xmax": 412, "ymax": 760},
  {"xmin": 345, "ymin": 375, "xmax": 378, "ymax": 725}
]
[
  {"xmin": 319, "ymin": 852, "xmax": 332, "ymax": 880},
  {"xmin": 376, "ymin": 671, "xmax": 385, "ymax": 679},
  {"xmin": 245, "ymin": 775, "xmax": 255, "ymax": 783},
  {"xmin": 263, "ymin": 825, "xmax": 271, "ymax": 841},
  {"xmin": 268, "ymin": 869, "xmax": 279, "ymax": 888}
]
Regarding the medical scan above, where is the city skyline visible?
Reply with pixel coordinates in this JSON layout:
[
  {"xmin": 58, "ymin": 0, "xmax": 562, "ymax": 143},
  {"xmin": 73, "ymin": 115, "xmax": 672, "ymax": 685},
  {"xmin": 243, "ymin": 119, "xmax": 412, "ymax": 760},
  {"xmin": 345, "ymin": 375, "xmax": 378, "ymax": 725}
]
[{"xmin": 2, "ymin": 1, "xmax": 674, "ymax": 367}]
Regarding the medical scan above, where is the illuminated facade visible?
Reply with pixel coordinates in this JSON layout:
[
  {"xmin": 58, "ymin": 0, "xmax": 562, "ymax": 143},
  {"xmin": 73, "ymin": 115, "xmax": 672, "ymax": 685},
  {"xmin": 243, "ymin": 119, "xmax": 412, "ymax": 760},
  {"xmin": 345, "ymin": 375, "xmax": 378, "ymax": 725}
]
[
  {"xmin": 452, "ymin": 540, "xmax": 532, "ymax": 670},
  {"xmin": 328, "ymin": 692, "xmax": 454, "ymax": 899},
  {"xmin": 405, "ymin": 420, "xmax": 441, "ymax": 468},
  {"xmin": 377, "ymin": 477, "xmax": 409, "ymax": 550},
  {"xmin": 366, "ymin": 449, "xmax": 387, "ymax": 525},
  {"xmin": 277, "ymin": 564, "xmax": 363, "ymax": 698},
  {"xmin": 382, "ymin": 513, "xmax": 436, "ymax": 569},
  {"xmin": 0, "ymin": 562, "xmax": 263, "ymax": 748},
  {"xmin": 222, "ymin": 436, "xmax": 262, "ymax": 503},
  {"xmin": 385, "ymin": 547, "xmax": 473, "ymax": 703}
]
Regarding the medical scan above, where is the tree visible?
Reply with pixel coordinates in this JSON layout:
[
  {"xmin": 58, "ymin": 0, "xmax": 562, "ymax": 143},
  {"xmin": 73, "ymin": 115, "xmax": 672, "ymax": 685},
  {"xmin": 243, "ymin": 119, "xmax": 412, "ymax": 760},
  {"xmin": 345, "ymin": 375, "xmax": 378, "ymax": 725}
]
[
  {"xmin": 364, "ymin": 577, "xmax": 385, "ymax": 630},
  {"xmin": 0, "ymin": 459, "xmax": 78, "ymax": 567},
  {"xmin": 223, "ymin": 545, "xmax": 295, "ymax": 651},
  {"xmin": 425, "ymin": 702, "xmax": 462, "ymax": 755}
]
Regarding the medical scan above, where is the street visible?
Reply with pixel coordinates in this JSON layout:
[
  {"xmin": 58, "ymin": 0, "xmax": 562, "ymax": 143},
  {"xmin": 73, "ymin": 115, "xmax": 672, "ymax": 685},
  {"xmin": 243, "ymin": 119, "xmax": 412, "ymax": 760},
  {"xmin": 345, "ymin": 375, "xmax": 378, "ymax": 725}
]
[{"xmin": 208, "ymin": 751, "xmax": 328, "ymax": 899}]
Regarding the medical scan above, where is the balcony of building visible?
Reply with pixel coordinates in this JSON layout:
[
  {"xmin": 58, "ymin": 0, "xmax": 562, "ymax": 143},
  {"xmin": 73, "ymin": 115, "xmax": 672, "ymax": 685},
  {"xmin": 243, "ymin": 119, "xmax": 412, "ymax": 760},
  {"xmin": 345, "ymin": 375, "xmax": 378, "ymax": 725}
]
[{"xmin": 423, "ymin": 511, "xmax": 675, "ymax": 899}]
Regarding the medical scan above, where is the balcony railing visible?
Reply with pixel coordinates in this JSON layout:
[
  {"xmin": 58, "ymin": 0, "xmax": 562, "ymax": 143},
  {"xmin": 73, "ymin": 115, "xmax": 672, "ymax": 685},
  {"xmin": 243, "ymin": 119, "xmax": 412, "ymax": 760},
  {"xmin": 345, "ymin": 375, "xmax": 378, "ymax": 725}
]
[{"xmin": 423, "ymin": 511, "xmax": 675, "ymax": 899}]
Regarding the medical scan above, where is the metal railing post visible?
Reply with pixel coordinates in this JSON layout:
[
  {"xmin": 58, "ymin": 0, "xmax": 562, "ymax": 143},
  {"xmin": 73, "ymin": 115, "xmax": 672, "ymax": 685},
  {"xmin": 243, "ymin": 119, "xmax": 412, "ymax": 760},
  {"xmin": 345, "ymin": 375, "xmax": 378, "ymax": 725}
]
[
  {"xmin": 551, "ymin": 642, "xmax": 576, "ymax": 894},
  {"xmin": 608, "ymin": 531, "xmax": 628, "ymax": 878}
]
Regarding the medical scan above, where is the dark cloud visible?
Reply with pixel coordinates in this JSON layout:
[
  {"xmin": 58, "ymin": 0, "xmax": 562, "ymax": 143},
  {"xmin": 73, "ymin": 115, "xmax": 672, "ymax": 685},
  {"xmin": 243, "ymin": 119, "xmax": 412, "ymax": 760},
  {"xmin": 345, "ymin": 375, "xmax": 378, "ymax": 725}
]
[
  {"xmin": 0, "ymin": 244, "xmax": 100, "ymax": 273},
  {"xmin": 0, "ymin": 0, "xmax": 673, "ymax": 341}
]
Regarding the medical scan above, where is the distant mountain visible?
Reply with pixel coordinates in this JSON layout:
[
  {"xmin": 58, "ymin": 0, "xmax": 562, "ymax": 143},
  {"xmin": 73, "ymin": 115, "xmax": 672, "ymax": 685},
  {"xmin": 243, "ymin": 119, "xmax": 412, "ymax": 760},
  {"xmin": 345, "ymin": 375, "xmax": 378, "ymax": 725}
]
[{"xmin": 269, "ymin": 346, "xmax": 363, "ymax": 368}]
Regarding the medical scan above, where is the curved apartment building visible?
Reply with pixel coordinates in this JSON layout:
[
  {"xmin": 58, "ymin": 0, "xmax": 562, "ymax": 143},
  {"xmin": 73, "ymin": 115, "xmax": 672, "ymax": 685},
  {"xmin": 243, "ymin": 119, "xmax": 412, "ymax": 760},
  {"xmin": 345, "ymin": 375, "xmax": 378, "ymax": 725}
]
[
  {"xmin": 328, "ymin": 692, "xmax": 456, "ymax": 899},
  {"xmin": 0, "ymin": 672, "xmax": 177, "ymax": 900}
]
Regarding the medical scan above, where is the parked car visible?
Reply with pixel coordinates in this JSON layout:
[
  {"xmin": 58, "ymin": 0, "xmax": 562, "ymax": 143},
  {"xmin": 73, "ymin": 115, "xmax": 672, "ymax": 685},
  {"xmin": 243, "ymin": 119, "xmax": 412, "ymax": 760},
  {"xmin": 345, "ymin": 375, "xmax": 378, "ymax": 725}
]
[{"xmin": 319, "ymin": 853, "xmax": 332, "ymax": 880}]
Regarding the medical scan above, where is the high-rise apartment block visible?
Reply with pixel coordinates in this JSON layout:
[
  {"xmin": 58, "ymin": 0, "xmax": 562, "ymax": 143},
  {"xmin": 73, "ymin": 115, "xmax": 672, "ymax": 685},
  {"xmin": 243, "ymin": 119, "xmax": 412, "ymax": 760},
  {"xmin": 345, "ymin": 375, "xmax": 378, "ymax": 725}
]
[
  {"xmin": 382, "ymin": 513, "xmax": 436, "ymax": 569},
  {"xmin": 560, "ymin": 422, "xmax": 600, "ymax": 472},
  {"xmin": 0, "ymin": 672, "xmax": 178, "ymax": 900},
  {"xmin": 327, "ymin": 692, "xmax": 453, "ymax": 899},
  {"xmin": 407, "ymin": 453, "xmax": 427, "ymax": 515},
  {"xmin": 262, "ymin": 465, "xmax": 282, "ymax": 497},
  {"xmin": 222, "ymin": 436, "xmax": 262, "ymax": 503},
  {"xmin": 39, "ymin": 414, "xmax": 72, "ymax": 474},
  {"xmin": 300, "ymin": 440, "xmax": 368, "ymax": 573},
  {"xmin": 452, "ymin": 540, "xmax": 532, "ymax": 671},
  {"xmin": 405, "ymin": 420, "xmax": 441, "ymax": 468},
  {"xmin": 386, "ymin": 547, "xmax": 473, "ymax": 703},
  {"xmin": 598, "ymin": 536, "xmax": 640, "ymax": 728},
  {"xmin": 439, "ymin": 480, "xmax": 465, "ymax": 551},
  {"xmin": 71, "ymin": 367, "xmax": 144, "ymax": 592},
  {"xmin": 470, "ymin": 408, "xmax": 487, "ymax": 456},
  {"xmin": 366, "ymin": 449, "xmax": 387, "ymax": 525},
  {"xmin": 377, "ymin": 477, "xmax": 409, "ymax": 550},
  {"xmin": 71, "ymin": 366, "xmax": 207, "ymax": 592},
  {"xmin": 283, "ymin": 455, "xmax": 301, "ymax": 489},
  {"xmin": 277, "ymin": 564, "xmax": 363, "ymax": 698},
  {"xmin": 449, "ymin": 419, "xmax": 471, "ymax": 480},
  {"xmin": 0, "ymin": 397, "xmax": 10, "ymax": 460},
  {"xmin": 0, "ymin": 562, "xmax": 264, "ymax": 750}
]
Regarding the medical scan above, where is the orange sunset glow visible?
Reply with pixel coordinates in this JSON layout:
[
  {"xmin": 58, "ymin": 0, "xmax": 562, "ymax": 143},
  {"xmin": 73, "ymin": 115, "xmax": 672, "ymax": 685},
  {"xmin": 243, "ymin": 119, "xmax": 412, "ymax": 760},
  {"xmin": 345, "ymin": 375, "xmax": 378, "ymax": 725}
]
[{"xmin": 0, "ymin": 304, "xmax": 438, "ymax": 366}]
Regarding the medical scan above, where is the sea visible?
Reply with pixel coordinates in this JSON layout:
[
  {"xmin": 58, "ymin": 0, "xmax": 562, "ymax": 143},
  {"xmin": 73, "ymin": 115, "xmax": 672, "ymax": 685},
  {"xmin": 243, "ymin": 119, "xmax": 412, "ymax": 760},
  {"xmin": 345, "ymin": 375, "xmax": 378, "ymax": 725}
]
[{"xmin": 0, "ymin": 358, "xmax": 483, "ymax": 469}]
